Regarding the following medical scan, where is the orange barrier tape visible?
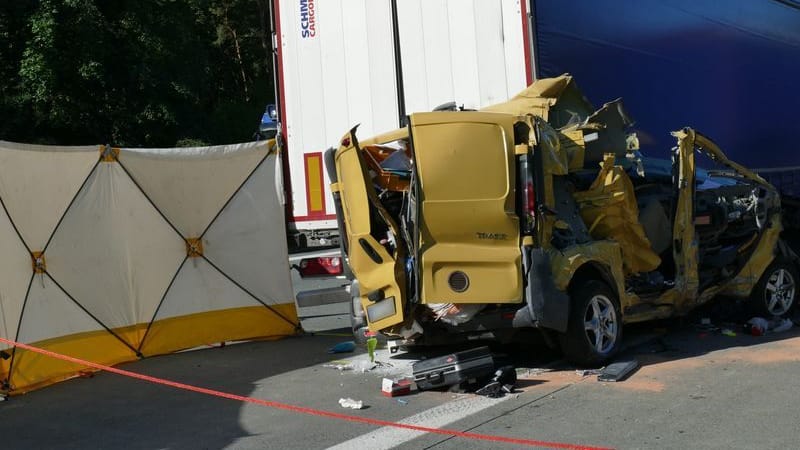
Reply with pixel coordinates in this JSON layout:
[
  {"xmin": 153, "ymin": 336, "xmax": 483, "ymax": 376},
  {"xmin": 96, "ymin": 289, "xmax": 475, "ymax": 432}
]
[{"xmin": 0, "ymin": 337, "xmax": 611, "ymax": 450}]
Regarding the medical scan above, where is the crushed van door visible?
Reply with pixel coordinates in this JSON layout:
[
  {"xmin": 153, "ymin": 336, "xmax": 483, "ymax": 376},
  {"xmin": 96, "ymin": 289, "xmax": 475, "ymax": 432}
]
[{"xmin": 332, "ymin": 128, "xmax": 407, "ymax": 330}]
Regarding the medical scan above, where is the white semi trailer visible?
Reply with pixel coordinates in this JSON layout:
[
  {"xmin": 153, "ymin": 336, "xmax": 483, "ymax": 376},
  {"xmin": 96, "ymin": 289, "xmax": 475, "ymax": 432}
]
[{"xmin": 272, "ymin": 0, "xmax": 532, "ymax": 248}]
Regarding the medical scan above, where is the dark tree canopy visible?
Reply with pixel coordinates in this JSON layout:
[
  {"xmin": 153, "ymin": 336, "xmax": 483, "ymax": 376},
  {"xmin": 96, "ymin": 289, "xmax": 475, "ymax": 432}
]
[{"xmin": 0, "ymin": 0, "xmax": 274, "ymax": 147}]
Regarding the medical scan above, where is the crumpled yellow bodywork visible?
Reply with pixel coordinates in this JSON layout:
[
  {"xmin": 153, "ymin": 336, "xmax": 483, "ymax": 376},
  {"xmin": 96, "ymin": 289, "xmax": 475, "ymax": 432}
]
[
  {"xmin": 688, "ymin": 131, "xmax": 782, "ymax": 300},
  {"xmin": 720, "ymin": 214, "xmax": 781, "ymax": 297},
  {"xmin": 482, "ymin": 74, "xmax": 594, "ymax": 128},
  {"xmin": 669, "ymin": 128, "xmax": 700, "ymax": 307},
  {"xmin": 333, "ymin": 73, "xmax": 784, "ymax": 334},
  {"xmin": 549, "ymin": 240, "xmax": 627, "ymax": 305},
  {"xmin": 573, "ymin": 153, "xmax": 661, "ymax": 275},
  {"xmin": 536, "ymin": 122, "xmax": 571, "ymax": 176}
]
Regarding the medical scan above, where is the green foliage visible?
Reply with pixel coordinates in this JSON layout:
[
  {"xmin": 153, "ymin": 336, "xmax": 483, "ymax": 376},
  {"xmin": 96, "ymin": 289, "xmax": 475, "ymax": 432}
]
[{"xmin": 0, "ymin": 0, "xmax": 274, "ymax": 146}]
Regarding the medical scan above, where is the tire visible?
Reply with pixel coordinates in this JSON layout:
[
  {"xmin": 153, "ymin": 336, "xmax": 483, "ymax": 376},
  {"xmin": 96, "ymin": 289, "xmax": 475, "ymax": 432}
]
[
  {"xmin": 559, "ymin": 280, "xmax": 623, "ymax": 367},
  {"xmin": 750, "ymin": 259, "xmax": 798, "ymax": 318}
]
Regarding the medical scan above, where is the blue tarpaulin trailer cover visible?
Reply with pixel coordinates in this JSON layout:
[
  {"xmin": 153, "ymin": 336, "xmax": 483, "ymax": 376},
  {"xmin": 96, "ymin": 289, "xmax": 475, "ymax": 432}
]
[{"xmin": 533, "ymin": 0, "xmax": 800, "ymax": 171}]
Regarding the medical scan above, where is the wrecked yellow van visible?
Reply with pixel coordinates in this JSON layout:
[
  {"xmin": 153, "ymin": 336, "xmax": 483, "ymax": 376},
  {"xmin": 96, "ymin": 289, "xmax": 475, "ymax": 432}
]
[{"xmin": 325, "ymin": 75, "xmax": 797, "ymax": 365}]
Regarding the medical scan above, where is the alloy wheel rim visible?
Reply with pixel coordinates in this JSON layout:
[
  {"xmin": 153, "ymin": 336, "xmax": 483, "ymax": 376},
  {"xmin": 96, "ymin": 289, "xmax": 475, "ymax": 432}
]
[
  {"xmin": 765, "ymin": 268, "xmax": 795, "ymax": 316},
  {"xmin": 583, "ymin": 294, "xmax": 618, "ymax": 354}
]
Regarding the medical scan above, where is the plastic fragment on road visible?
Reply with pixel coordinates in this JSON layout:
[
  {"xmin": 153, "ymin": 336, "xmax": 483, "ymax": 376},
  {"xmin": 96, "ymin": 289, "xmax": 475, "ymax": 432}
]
[
  {"xmin": 366, "ymin": 337, "xmax": 378, "ymax": 362},
  {"xmin": 576, "ymin": 368, "xmax": 603, "ymax": 377},
  {"xmin": 323, "ymin": 359, "xmax": 381, "ymax": 373},
  {"xmin": 338, "ymin": 398, "xmax": 364, "ymax": 409},
  {"xmin": 329, "ymin": 341, "xmax": 356, "ymax": 353},
  {"xmin": 598, "ymin": 360, "xmax": 639, "ymax": 382},
  {"xmin": 518, "ymin": 368, "xmax": 549, "ymax": 377},
  {"xmin": 745, "ymin": 317, "xmax": 769, "ymax": 336},
  {"xmin": 382, "ymin": 377, "xmax": 412, "ymax": 397},
  {"xmin": 695, "ymin": 319, "xmax": 719, "ymax": 332},
  {"xmin": 745, "ymin": 317, "xmax": 793, "ymax": 335},
  {"xmin": 323, "ymin": 360, "xmax": 353, "ymax": 371},
  {"xmin": 721, "ymin": 329, "xmax": 737, "ymax": 337},
  {"xmin": 770, "ymin": 318, "xmax": 793, "ymax": 333},
  {"xmin": 476, "ymin": 366, "xmax": 517, "ymax": 398}
]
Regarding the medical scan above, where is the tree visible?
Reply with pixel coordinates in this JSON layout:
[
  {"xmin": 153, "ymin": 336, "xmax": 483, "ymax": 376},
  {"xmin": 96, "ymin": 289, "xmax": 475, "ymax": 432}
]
[
  {"xmin": 0, "ymin": 0, "xmax": 275, "ymax": 147},
  {"xmin": 0, "ymin": 1, "xmax": 39, "ymax": 141}
]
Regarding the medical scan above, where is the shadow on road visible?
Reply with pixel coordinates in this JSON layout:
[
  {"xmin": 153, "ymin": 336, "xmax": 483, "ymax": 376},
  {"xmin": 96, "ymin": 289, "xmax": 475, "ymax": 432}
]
[
  {"xmin": 2, "ymin": 297, "xmax": 798, "ymax": 449},
  {"xmin": 0, "ymin": 333, "xmax": 349, "ymax": 450}
]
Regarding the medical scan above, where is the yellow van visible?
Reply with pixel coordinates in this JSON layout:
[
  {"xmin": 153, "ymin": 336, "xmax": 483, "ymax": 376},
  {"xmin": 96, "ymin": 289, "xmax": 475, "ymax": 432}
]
[{"xmin": 325, "ymin": 75, "xmax": 796, "ymax": 365}]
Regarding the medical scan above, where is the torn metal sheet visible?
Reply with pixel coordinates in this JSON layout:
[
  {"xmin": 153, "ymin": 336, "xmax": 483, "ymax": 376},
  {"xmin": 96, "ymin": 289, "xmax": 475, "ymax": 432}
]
[
  {"xmin": 481, "ymin": 74, "xmax": 594, "ymax": 128},
  {"xmin": 573, "ymin": 153, "xmax": 661, "ymax": 275}
]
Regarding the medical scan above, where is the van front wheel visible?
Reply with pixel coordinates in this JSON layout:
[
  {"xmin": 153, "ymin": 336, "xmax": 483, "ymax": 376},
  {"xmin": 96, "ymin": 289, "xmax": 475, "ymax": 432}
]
[
  {"xmin": 559, "ymin": 280, "xmax": 622, "ymax": 367},
  {"xmin": 750, "ymin": 259, "xmax": 797, "ymax": 318}
]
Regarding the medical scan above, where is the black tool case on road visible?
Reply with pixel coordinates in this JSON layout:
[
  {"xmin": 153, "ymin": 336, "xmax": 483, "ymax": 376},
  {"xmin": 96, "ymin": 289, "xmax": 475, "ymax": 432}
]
[{"xmin": 412, "ymin": 346, "xmax": 494, "ymax": 390}]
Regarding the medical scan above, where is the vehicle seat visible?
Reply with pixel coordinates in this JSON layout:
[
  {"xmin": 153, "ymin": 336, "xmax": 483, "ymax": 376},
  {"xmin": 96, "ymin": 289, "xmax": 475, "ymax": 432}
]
[{"xmin": 638, "ymin": 199, "xmax": 671, "ymax": 255}]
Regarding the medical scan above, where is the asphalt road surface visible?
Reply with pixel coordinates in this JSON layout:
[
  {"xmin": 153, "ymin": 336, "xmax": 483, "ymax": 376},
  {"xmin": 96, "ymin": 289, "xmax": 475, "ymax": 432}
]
[
  {"xmin": 4, "ymin": 250, "xmax": 800, "ymax": 449},
  {"xmin": 3, "ymin": 307, "xmax": 800, "ymax": 449}
]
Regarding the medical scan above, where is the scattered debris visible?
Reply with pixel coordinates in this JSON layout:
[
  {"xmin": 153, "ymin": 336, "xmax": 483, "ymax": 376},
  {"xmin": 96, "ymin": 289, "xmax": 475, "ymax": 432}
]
[
  {"xmin": 475, "ymin": 366, "xmax": 517, "ymax": 398},
  {"xmin": 338, "ymin": 398, "xmax": 364, "ymax": 409},
  {"xmin": 323, "ymin": 358, "xmax": 399, "ymax": 373},
  {"xmin": 721, "ymin": 329, "xmax": 737, "ymax": 337},
  {"xmin": 387, "ymin": 339, "xmax": 403, "ymax": 354},
  {"xmin": 328, "ymin": 341, "xmax": 356, "ymax": 354},
  {"xmin": 695, "ymin": 321, "xmax": 720, "ymax": 333},
  {"xmin": 366, "ymin": 337, "xmax": 378, "ymax": 362},
  {"xmin": 396, "ymin": 399, "xmax": 408, "ymax": 405},
  {"xmin": 576, "ymin": 368, "xmax": 603, "ymax": 377},
  {"xmin": 475, "ymin": 381, "xmax": 513, "ymax": 398},
  {"xmin": 744, "ymin": 317, "xmax": 793, "ymax": 335},
  {"xmin": 745, "ymin": 317, "xmax": 769, "ymax": 336},
  {"xmin": 0, "ymin": 395, "xmax": 6, "ymax": 402},
  {"xmin": 598, "ymin": 360, "xmax": 639, "ymax": 382},
  {"xmin": 323, "ymin": 360, "xmax": 382, "ymax": 373},
  {"xmin": 770, "ymin": 318, "xmax": 793, "ymax": 333},
  {"xmin": 323, "ymin": 360, "xmax": 354, "ymax": 371},
  {"xmin": 427, "ymin": 303, "xmax": 485, "ymax": 325},
  {"xmin": 397, "ymin": 321, "xmax": 424, "ymax": 340},
  {"xmin": 517, "ymin": 368, "xmax": 550, "ymax": 378},
  {"xmin": 381, "ymin": 377, "xmax": 412, "ymax": 397}
]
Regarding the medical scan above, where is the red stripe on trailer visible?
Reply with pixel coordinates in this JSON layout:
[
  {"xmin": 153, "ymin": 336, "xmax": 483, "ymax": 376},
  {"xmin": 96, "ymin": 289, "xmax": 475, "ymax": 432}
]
[
  {"xmin": 274, "ymin": 0, "xmax": 289, "ymax": 141},
  {"xmin": 520, "ymin": 0, "xmax": 533, "ymax": 85},
  {"xmin": 274, "ymin": 0, "xmax": 295, "ymax": 221}
]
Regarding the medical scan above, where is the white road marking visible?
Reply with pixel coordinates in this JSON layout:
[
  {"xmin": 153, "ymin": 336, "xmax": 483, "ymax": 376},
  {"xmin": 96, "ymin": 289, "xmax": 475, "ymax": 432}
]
[{"xmin": 327, "ymin": 394, "xmax": 512, "ymax": 450}]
